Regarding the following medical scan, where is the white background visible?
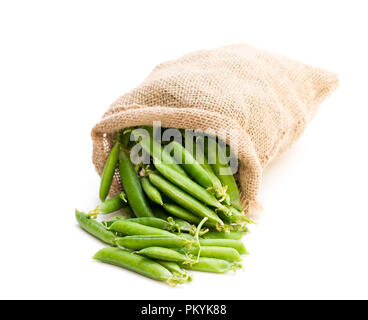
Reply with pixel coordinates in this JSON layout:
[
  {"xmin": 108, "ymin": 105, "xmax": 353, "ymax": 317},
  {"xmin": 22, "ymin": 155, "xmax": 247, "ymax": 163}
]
[{"xmin": 0, "ymin": 0, "xmax": 367, "ymax": 300}]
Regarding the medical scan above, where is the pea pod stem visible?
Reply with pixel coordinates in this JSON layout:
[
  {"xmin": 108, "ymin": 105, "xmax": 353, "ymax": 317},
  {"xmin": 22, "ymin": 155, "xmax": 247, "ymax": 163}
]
[
  {"xmin": 194, "ymin": 217, "xmax": 208, "ymax": 263},
  {"xmin": 157, "ymin": 261, "xmax": 193, "ymax": 283}
]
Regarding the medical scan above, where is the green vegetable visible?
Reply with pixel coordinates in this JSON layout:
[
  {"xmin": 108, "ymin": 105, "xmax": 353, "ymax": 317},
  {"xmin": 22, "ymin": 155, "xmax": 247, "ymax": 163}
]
[
  {"xmin": 99, "ymin": 139, "xmax": 120, "ymax": 202},
  {"xmin": 141, "ymin": 177, "xmax": 163, "ymax": 205},
  {"xmin": 109, "ymin": 220, "xmax": 174, "ymax": 236},
  {"xmin": 119, "ymin": 149, "xmax": 154, "ymax": 217},
  {"xmin": 116, "ymin": 235, "xmax": 190, "ymax": 250},
  {"xmin": 94, "ymin": 247, "xmax": 182, "ymax": 285},
  {"xmin": 75, "ymin": 209, "xmax": 116, "ymax": 245},
  {"xmin": 181, "ymin": 257, "xmax": 241, "ymax": 273},
  {"xmin": 149, "ymin": 173, "xmax": 223, "ymax": 226}
]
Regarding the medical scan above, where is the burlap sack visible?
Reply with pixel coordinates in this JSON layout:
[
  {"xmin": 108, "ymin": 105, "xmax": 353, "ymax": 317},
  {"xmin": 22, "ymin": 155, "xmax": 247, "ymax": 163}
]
[{"xmin": 91, "ymin": 44, "xmax": 338, "ymax": 214}]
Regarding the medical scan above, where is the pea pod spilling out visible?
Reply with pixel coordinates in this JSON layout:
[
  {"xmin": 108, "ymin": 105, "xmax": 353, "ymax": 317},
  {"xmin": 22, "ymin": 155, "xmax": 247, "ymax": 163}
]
[
  {"xmin": 152, "ymin": 207, "xmax": 195, "ymax": 233},
  {"xmin": 202, "ymin": 231, "xmax": 247, "ymax": 240},
  {"xmin": 178, "ymin": 246, "xmax": 242, "ymax": 262},
  {"xmin": 90, "ymin": 192, "xmax": 128, "ymax": 216},
  {"xmin": 76, "ymin": 126, "xmax": 254, "ymax": 286},
  {"xmin": 149, "ymin": 173, "xmax": 223, "ymax": 227},
  {"xmin": 94, "ymin": 247, "xmax": 186, "ymax": 286},
  {"xmin": 138, "ymin": 247, "xmax": 195, "ymax": 265},
  {"xmin": 116, "ymin": 235, "xmax": 191, "ymax": 250},
  {"xmin": 157, "ymin": 261, "xmax": 193, "ymax": 283},
  {"xmin": 99, "ymin": 138, "xmax": 120, "ymax": 202},
  {"xmin": 181, "ymin": 257, "xmax": 241, "ymax": 274},
  {"xmin": 75, "ymin": 210, "xmax": 116, "ymax": 246},
  {"xmin": 119, "ymin": 149, "xmax": 154, "ymax": 217},
  {"xmin": 199, "ymin": 238, "xmax": 248, "ymax": 255},
  {"xmin": 126, "ymin": 217, "xmax": 177, "ymax": 232},
  {"xmin": 109, "ymin": 220, "xmax": 174, "ymax": 237}
]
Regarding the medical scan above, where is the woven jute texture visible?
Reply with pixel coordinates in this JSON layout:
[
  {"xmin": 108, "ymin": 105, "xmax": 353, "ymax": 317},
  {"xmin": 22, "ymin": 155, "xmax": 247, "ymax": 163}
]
[{"xmin": 91, "ymin": 44, "xmax": 338, "ymax": 214}]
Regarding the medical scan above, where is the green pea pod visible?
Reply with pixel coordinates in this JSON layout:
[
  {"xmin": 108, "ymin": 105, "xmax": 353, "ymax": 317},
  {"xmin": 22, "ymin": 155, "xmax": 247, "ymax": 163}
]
[
  {"xmin": 141, "ymin": 177, "xmax": 163, "ymax": 205},
  {"xmin": 126, "ymin": 217, "xmax": 176, "ymax": 231},
  {"xmin": 179, "ymin": 246, "xmax": 241, "ymax": 262},
  {"xmin": 180, "ymin": 257, "xmax": 241, "ymax": 273},
  {"xmin": 138, "ymin": 247, "xmax": 194, "ymax": 264},
  {"xmin": 109, "ymin": 220, "xmax": 174, "ymax": 236},
  {"xmin": 94, "ymin": 247, "xmax": 179, "ymax": 285},
  {"xmin": 199, "ymin": 238, "xmax": 248, "ymax": 255},
  {"xmin": 195, "ymin": 136, "xmax": 227, "ymax": 199},
  {"xmin": 167, "ymin": 141, "xmax": 213, "ymax": 189},
  {"xmin": 202, "ymin": 231, "xmax": 247, "ymax": 240},
  {"xmin": 149, "ymin": 173, "xmax": 223, "ymax": 226},
  {"xmin": 116, "ymin": 235, "xmax": 190, "ymax": 250},
  {"xmin": 99, "ymin": 139, "xmax": 120, "ymax": 202},
  {"xmin": 163, "ymin": 203, "xmax": 201, "ymax": 224},
  {"xmin": 75, "ymin": 209, "xmax": 116, "ymax": 246},
  {"xmin": 91, "ymin": 193, "xmax": 127, "ymax": 215},
  {"xmin": 152, "ymin": 207, "xmax": 194, "ymax": 233},
  {"xmin": 163, "ymin": 203, "xmax": 215, "ymax": 229},
  {"xmin": 153, "ymin": 161, "xmax": 228, "ymax": 212},
  {"xmin": 152, "ymin": 207, "xmax": 170, "ymax": 220},
  {"xmin": 137, "ymin": 136, "xmax": 188, "ymax": 177},
  {"xmin": 101, "ymin": 216, "xmax": 129, "ymax": 228},
  {"xmin": 119, "ymin": 149, "xmax": 154, "ymax": 217},
  {"xmin": 205, "ymin": 138, "xmax": 242, "ymax": 211},
  {"xmin": 167, "ymin": 217, "xmax": 194, "ymax": 233}
]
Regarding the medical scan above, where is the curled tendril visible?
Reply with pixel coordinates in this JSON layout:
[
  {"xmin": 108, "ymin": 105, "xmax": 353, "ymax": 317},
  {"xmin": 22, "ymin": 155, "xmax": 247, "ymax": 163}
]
[{"xmin": 193, "ymin": 217, "xmax": 208, "ymax": 263}]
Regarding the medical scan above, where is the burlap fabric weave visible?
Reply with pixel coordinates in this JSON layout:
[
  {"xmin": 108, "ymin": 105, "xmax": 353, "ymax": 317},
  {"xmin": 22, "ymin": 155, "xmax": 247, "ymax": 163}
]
[{"xmin": 91, "ymin": 44, "xmax": 338, "ymax": 214}]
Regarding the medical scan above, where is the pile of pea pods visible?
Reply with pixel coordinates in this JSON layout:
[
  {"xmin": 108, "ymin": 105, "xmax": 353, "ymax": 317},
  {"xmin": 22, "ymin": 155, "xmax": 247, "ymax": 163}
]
[{"xmin": 76, "ymin": 127, "xmax": 254, "ymax": 286}]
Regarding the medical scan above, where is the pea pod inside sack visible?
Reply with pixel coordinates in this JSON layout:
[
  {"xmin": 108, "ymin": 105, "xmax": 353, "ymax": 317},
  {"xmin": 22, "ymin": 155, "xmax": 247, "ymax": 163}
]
[{"xmin": 118, "ymin": 149, "xmax": 154, "ymax": 217}]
